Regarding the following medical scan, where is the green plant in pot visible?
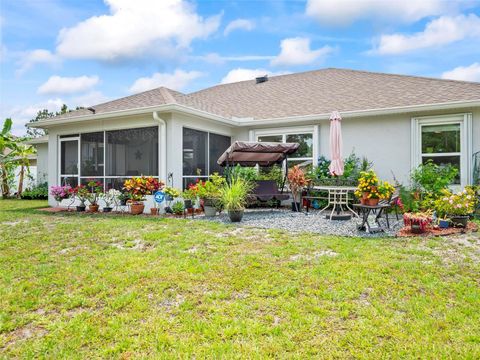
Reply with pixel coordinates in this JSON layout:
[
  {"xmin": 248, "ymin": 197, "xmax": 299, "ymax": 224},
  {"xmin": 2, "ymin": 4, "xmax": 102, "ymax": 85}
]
[
  {"xmin": 86, "ymin": 180, "xmax": 103, "ymax": 212},
  {"xmin": 100, "ymin": 189, "xmax": 120, "ymax": 213},
  {"xmin": 197, "ymin": 173, "xmax": 225, "ymax": 217},
  {"xmin": 72, "ymin": 185, "xmax": 89, "ymax": 212},
  {"xmin": 220, "ymin": 177, "xmax": 253, "ymax": 222},
  {"xmin": 171, "ymin": 200, "xmax": 184, "ymax": 216},
  {"xmin": 435, "ymin": 188, "xmax": 476, "ymax": 228}
]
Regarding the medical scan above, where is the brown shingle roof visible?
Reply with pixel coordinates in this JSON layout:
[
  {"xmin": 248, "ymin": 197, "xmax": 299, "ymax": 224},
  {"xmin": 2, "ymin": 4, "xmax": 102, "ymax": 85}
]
[{"xmin": 53, "ymin": 68, "xmax": 480, "ymax": 121}]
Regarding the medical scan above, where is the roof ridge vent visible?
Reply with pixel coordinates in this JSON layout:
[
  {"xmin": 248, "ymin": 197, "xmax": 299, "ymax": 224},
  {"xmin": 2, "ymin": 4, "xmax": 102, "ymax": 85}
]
[{"xmin": 255, "ymin": 75, "xmax": 268, "ymax": 84}]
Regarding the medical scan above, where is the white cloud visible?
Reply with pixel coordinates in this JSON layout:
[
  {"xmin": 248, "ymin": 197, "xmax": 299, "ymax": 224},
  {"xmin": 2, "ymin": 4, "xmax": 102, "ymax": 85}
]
[
  {"xmin": 37, "ymin": 75, "xmax": 100, "ymax": 95},
  {"xmin": 196, "ymin": 52, "xmax": 275, "ymax": 64},
  {"xmin": 3, "ymin": 98, "xmax": 65, "ymax": 136},
  {"xmin": 224, "ymin": 18, "xmax": 255, "ymax": 36},
  {"xmin": 374, "ymin": 14, "xmax": 480, "ymax": 55},
  {"xmin": 270, "ymin": 37, "xmax": 333, "ymax": 67},
  {"xmin": 306, "ymin": 0, "xmax": 455, "ymax": 25},
  {"xmin": 16, "ymin": 49, "xmax": 60, "ymax": 75},
  {"xmin": 220, "ymin": 68, "xmax": 289, "ymax": 84},
  {"xmin": 72, "ymin": 91, "xmax": 110, "ymax": 107},
  {"xmin": 442, "ymin": 63, "xmax": 480, "ymax": 82},
  {"xmin": 56, "ymin": 0, "xmax": 221, "ymax": 61},
  {"xmin": 129, "ymin": 69, "xmax": 203, "ymax": 93}
]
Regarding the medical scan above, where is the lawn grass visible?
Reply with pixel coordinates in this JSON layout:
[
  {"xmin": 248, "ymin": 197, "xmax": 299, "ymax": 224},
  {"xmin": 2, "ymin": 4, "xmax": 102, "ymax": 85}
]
[{"xmin": 1, "ymin": 200, "xmax": 479, "ymax": 358}]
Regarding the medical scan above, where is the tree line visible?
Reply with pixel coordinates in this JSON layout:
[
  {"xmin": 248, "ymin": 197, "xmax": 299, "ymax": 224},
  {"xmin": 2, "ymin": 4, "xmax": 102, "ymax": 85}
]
[{"xmin": 1, "ymin": 104, "xmax": 81, "ymax": 198}]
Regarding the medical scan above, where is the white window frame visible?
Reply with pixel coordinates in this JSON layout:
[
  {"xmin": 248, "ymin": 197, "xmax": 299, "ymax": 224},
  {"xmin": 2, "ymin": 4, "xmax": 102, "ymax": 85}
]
[
  {"xmin": 58, "ymin": 126, "xmax": 160, "ymax": 189},
  {"xmin": 181, "ymin": 127, "xmax": 232, "ymax": 187},
  {"xmin": 411, "ymin": 113, "xmax": 473, "ymax": 188},
  {"xmin": 253, "ymin": 126, "xmax": 317, "ymax": 171},
  {"xmin": 58, "ymin": 136, "xmax": 80, "ymax": 187}
]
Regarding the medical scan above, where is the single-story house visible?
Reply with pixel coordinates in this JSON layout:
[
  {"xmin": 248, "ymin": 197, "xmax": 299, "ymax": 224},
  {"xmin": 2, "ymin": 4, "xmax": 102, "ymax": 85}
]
[{"xmin": 29, "ymin": 68, "xmax": 480, "ymax": 207}]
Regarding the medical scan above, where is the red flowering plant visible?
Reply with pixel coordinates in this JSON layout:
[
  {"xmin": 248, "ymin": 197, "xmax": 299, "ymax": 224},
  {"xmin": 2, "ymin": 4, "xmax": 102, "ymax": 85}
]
[{"xmin": 123, "ymin": 176, "xmax": 165, "ymax": 203}]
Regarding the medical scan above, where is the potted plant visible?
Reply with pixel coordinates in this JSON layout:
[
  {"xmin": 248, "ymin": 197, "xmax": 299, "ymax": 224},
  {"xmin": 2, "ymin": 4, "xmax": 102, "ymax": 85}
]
[
  {"xmin": 377, "ymin": 181, "xmax": 395, "ymax": 201},
  {"xmin": 403, "ymin": 212, "xmax": 433, "ymax": 234},
  {"xmin": 100, "ymin": 189, "xmax": 119, "ymax": 213},
  {"xmin": 164, "ymin": 186, "xmax": 180, "ymax": 201},
  {"xmin": 171, "ymin": 200, "xmax": 184, "ymax": 216},
  {"xmin": 182, "ymin": 185, "xmax": 198, "ymax": 214},
  {"xmin": 355, "ymin": 170, "xmax": 379, "ymax": 205},
  {"xmin": 435, "ymin": 188, "xmax": 476, "ymax": 228},
  {"xmin": 117, "ymin": 192, "xmax": 130, "ymax": 206},
  {"xmin": 86, "ymin": 180, "xmax": 103, "ymax": 212},
  {"xmin": 287, "ymin": 165, "xmax": 308, "ymax": 212},
  {"xmin": 49, "ymin": 185, "xmax": 72, "ymax": 207},
  {"xmin": 220, "ymin": 177, "xmax": 253, "ymax": 222},
  {"xmin": 197, "ymin": 173, "xmax": 225, "ymax": 217},
  {"xmin": 123, "ymin": 177, "xmax": 153, "ymax": 215},
  {"xmin": 71, "ymin": 185, "xmax": 89, "ymax": 212}
]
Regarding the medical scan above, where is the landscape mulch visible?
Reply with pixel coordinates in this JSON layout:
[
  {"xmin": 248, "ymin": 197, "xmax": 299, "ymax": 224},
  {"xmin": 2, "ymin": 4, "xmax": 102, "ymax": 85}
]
[{"xmin": 397, "ymin": 221, "xmax": 478, "ymax": 237}]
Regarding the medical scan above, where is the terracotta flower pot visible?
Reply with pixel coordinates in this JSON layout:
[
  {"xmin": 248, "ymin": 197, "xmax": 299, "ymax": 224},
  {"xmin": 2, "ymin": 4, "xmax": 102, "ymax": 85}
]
[
  {"xmin": 89, "ymin": 204, "xmax": 99, "ymax": 212},
  {"xmin": 150, "ymin": 208, "xmax": 158, "ymax": 215},
  {"xmin": 130, "ymin": 203, "xmax": 145, "ymax": 215},
  {"xmin": 367, "ymin": 198, "xmax": 379, "ymax": 206}
]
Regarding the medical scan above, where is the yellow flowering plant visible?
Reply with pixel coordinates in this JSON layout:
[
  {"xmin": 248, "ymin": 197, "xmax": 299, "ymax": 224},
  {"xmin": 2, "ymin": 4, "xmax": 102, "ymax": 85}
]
[
  {"xmin": 377, "ymin": 181, "xmax": 395, "ymax": 200},
  {"xmin": 354, "ymin": 170, "xmax": 379, "ymax": 198}
]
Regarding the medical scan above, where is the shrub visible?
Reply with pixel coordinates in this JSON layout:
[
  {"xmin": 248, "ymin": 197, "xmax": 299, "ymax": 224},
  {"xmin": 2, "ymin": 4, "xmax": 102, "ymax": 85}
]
[
  {"xmin": 435, "ymin": 188, "xmax": 476, "ymax": 217},
  {"xmin": 226, "ymin": 165, "xmax": 258, "ymax": 182},
  {"xmin": 196, "ymin": 173, "xmax": 225, "ymax": 200},
  {"xmin": 258, "ymin": 165, "xmax": 284, "ymax": 188},
  {"xmin": 21, "ymin": 182, "xmax": 48, "ymax": 200}
]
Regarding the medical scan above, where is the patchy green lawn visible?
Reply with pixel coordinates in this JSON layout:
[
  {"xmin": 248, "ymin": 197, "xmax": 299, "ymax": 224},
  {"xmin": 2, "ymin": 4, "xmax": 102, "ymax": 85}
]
[{"xmin": 0, "ymin": 200, "xmax": 479, "ymax": 358}]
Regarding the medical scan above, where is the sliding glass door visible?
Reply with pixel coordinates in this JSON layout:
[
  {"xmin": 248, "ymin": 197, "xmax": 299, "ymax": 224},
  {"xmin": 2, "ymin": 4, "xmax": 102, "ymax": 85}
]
[
  {"xmin": 58, "ymin": 126, "xmax": 159, "ymax": 190},
  {"xmin": 59, "ymin": 137, "xmax": 79, "ymax": 187}
]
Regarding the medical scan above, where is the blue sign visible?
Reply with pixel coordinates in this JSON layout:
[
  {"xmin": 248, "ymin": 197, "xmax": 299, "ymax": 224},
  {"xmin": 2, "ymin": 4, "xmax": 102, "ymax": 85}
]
[{"xmin": 154, "ymin": 191, "xmax": 165, "ymax": 204}]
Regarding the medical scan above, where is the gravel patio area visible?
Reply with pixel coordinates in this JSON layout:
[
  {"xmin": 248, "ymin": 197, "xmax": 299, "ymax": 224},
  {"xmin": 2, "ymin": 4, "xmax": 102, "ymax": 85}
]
[{"xmin": 201, "ymin": 208, "xmax": 403, "ymax": 237}]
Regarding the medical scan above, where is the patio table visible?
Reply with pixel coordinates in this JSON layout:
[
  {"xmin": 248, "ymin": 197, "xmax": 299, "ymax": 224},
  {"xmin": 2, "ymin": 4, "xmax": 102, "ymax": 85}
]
[
  {"xmin": 303, "ymin": 186, "xmax": 358, "ymax": 219},
  {"xmin": 353, "ymin": 203, "xmax": 390, "ymax": 233}
]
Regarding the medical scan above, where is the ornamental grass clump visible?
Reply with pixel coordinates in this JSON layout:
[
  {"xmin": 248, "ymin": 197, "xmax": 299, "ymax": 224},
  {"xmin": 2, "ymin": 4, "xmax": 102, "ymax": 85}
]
[{"xmin": 221, "ymin": 177, "xmax": 254, "ymax": 221}]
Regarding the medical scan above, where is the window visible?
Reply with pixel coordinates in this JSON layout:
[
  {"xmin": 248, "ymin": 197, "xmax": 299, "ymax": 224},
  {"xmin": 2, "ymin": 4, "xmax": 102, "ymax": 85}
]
[
  {"xmin": 106, "ymin": 127, "xmax": 158, "ymax": 177},
  {"xmin": 421, "ymin": 124, "xmax": 461, "ymax": 183},
  {"xmin": 182, "ymin": 127, "xmax": 231, "ymax": 189},
  {"xmin": 60, "ymin": 138, "xmax": 79, "ymax": 187},
  {"xmin": 257, "ymin": 132, "xmax": 314, "ymax": 169},
  {"xmin": 81, "ymin": 132, "xmax": 104, "ymax": 177},
  {"xmin": 413, "ymin": 114, "xmax": 473, "ymax": 187},
  {"xmin": 59, "ymin": 126, "xmax": 159, "ymax": 190}
]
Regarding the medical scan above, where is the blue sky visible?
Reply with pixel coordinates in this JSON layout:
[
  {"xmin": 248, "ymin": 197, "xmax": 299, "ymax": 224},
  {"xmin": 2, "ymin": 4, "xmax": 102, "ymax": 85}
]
[{"xmin": 1, "ymin": 0, "xmax": 480, "ymax": 135}]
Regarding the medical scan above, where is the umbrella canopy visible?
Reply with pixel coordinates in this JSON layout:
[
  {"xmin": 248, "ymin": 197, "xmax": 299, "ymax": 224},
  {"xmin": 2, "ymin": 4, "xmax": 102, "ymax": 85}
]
[
  {"xmin": 328, "ymin": 111, "xmax": 344, "ymax": 176},
  {"xmin": 217, "ymin": 141, "xmax": 299, "ymax": 167}
]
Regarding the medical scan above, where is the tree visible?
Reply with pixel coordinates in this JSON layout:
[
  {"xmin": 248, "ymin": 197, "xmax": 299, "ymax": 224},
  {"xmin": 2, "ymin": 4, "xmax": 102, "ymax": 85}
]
[
  {"xmin": 14, "ymin": 144, "xmax": 36, "ymax": 198},
  {"xmin": 25, "ymin": 103, "xmax": 73, "ymax": 138},
  {"xmin": 0, "ymin": 118, "xmax": 18, "ymax": 198}
]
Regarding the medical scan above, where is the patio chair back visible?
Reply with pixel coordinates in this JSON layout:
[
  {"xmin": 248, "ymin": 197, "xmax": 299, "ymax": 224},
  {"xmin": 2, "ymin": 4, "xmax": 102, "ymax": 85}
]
[{"xmin": 252, "ymin": 180, "xmax": 289, "ymax": 201}]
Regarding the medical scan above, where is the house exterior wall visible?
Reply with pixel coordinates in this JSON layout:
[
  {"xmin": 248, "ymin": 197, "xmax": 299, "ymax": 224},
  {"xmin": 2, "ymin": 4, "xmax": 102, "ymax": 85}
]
[
  {"xmin": 168, "ymin": 112, "xmax": 235, "ymax": 189},
  {"xmin": 44, "ymin": 106, "xmax": 480, "ymax": 206},
  {"xmin": 35, "ymin": 143, "xmax": 48, "ymax": 184}
]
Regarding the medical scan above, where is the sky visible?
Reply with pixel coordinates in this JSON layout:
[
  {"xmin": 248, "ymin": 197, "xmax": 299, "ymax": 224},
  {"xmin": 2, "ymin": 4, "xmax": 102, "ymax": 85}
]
[{"xmin": 1, "ymin": 0, "xmax": 480, "ymax": 136}]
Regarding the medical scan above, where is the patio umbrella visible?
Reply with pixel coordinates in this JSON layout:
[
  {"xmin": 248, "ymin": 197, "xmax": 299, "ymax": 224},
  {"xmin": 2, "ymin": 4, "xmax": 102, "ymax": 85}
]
[{"xmin": 328, "ymin": 111, "xmax": 344, "ymax": 176}]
